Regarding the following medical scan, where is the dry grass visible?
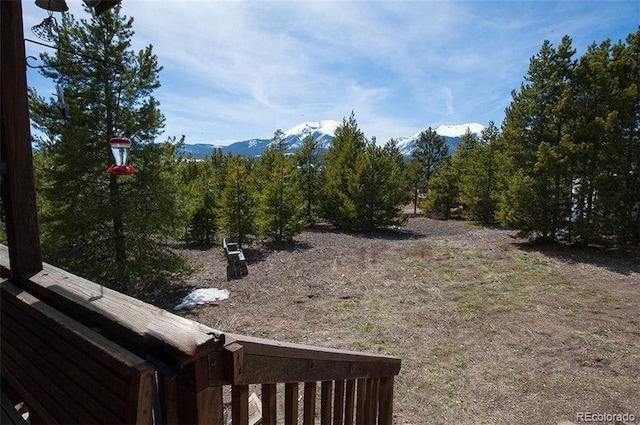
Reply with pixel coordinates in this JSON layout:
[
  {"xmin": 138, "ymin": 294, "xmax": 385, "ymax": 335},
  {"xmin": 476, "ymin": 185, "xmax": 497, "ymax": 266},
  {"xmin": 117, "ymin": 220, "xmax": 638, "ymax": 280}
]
[{"xmin": 144, "ymin": 217, "xmax": 640, "ymax": 425}]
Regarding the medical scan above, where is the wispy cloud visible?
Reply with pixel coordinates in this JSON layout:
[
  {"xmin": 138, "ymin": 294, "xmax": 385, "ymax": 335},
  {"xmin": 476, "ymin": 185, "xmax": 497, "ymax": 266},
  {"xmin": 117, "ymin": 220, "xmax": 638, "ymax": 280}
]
[{"xmin": 23, "ymin": 0, "xmax": 639, "ymax": 145}]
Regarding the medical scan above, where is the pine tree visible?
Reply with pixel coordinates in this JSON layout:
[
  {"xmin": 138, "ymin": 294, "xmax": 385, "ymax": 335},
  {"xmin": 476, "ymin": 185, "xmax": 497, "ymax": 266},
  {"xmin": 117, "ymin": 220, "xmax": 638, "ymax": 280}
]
[
  {"xmin": 423, "ymin": 159, "xmax": 460, "ymax": 219},
  {"xmin": 219, "ymin": 155, "xmax": 256, "ymax": 247},
  {"xmin": 422, "ymin": 129, "xmax": 474, "ymax": 219},
  {"xmin": 499, "ymin": 36, "xmax": 576, "ymax": 241},
  {"xmin": 458, "ymin": 122, "xmax": 501, "ymax": 223},
  {"xmin": 294, "ymin": 134, "xmax": 321, "ymax": 224},
  {"xmin": 563, "ymin": 39, "xmax": 613, "ymax": 243},
  {"xmin": 352, "ymin": 139, "xmax": 408, "ymax": 230},
  {"xmin": 181, "ymin": 154, "xmax": 220, "ymax": 245},
  {"xmin": 256, "ymin": 130, "xmax": 306, "ymax": 243},
  {"xmin": 614, "ymin": 29, "xmax": 640, "ymax": 244},
  {"xmin": 566, "ymin": 29, "xmax": 640, "ymax": 245},
  {"xmin": 411, "ymin": 127, "xmax": 449, "ymax": 200},
  {"xmin": 406, "ymin": 158, "xmax": 424, "ymax": 215},
  {"xmin": 319, "ymin": 112, "xmax": 366, "ymax": 229},
  {"xmin": 30, "ymin": 6, "xmax": 184, "ymax": 286}
]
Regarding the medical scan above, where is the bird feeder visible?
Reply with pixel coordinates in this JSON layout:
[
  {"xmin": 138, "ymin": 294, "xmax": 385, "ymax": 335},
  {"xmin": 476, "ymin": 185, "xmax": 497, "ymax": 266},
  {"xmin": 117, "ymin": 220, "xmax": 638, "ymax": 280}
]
[
  {"xmin": 35, "ymin": 0, "xmax": 69, "ymax": 12},
  {"xmin": 107, "ymin": 137, "xmax": 136, "ymax": 175}
]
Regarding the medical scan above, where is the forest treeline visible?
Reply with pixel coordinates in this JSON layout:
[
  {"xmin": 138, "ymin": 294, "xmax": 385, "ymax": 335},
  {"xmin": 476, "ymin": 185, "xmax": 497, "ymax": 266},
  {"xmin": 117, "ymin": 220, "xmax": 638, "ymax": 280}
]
[{"xmin": 22, "ymin": 6, "xmax": 639, "ymax": 287}]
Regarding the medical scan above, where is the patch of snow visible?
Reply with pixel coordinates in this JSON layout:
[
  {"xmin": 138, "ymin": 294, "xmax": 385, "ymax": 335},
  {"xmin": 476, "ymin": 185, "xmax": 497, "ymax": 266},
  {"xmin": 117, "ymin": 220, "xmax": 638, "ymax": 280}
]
[
  {"xmin": 435, "ymin": 123, "xmax": 485, "ymax": 138},
  {"xmin": 248, "ymin": 139, "xmax": 260, "ymax": 148},
  {"xmin": 284, "ymin": 120, "xmax": 340, "ymax": 138},
  {"xmin": 174, "ymin": 288, "xmax": 230, "ymax": 310}
]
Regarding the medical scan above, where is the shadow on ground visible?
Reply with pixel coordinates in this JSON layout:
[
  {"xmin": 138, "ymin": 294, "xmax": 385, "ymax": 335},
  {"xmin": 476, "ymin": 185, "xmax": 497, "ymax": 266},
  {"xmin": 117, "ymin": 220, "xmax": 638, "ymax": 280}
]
[{"xmin": 517, "ymin": 241, "xmax": 640, "ymax": 276}]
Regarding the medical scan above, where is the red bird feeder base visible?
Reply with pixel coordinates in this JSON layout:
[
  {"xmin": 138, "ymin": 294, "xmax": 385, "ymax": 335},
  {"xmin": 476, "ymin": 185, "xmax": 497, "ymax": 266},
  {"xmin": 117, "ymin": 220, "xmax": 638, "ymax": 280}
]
[{"xmin": 108, "ymin": 164, "xmax": 136, "ymax": 176}]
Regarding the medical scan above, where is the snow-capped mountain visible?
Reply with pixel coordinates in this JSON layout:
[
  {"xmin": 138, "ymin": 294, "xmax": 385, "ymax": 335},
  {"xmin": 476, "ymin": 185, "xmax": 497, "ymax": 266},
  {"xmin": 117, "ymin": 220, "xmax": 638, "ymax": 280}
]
[
  {"xmin": 396, "ymin": 123, "xmax": 485, "ymax": 156},
  {"xmin": 434, "ymin": 123, "xmax": 484, "ymax": 138},
  {"xmin": 178, "ymin": 121, "xmax": 484, "ymax": 159},
  {"xmin": 280, "ymin": 120, "xmax": 340, "ymax": 152}
]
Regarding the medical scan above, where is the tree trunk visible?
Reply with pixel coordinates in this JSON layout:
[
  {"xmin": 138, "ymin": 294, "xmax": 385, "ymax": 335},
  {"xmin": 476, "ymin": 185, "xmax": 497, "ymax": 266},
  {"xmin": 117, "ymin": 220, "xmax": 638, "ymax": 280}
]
[{"xmin": 110, "ymin": 173, "xmax": 127, "ymax": 280}]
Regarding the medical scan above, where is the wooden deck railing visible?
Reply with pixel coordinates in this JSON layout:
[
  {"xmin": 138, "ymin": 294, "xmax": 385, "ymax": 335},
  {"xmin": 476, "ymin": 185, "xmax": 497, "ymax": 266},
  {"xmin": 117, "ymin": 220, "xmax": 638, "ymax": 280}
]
[{"xmin": 0, "ymin": 244, "xmax": 401, "ymax": 424}]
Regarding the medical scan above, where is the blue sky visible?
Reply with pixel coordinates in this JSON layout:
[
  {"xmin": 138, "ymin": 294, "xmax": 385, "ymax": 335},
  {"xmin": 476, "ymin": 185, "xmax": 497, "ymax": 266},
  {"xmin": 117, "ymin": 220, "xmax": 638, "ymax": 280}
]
[{"xmin": 23, "ymin": 1, "xmax": 639, "ymax": 146}]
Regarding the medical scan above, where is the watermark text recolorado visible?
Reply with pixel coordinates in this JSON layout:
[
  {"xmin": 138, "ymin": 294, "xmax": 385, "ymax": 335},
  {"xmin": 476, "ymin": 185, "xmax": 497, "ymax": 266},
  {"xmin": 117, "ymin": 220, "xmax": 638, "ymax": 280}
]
[{"xmin": 576, "ymin": 412, "xmax": 636, "ymax": 423}]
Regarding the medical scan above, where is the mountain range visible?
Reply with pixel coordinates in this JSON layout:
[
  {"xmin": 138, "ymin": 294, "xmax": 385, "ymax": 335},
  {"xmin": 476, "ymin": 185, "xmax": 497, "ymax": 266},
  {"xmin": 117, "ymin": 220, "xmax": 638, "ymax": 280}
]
[{"xmin": 178, "ymin": 121, "xmax": 485, "ymax": 159}]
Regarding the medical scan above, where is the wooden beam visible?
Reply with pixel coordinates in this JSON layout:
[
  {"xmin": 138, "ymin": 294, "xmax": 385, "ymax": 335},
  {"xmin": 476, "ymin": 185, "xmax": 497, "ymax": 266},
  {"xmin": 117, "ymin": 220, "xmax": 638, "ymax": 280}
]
[
  {"xmin": 7, "ymin": 254, "xmax": 225, "ymax": 367},
  {"xmin": 0, "ymin": 0, "xmax": 43, "ymax": 276},
  {"xmin": 222, "ymin": 332, "xmax": 401, "ymax": 385}
]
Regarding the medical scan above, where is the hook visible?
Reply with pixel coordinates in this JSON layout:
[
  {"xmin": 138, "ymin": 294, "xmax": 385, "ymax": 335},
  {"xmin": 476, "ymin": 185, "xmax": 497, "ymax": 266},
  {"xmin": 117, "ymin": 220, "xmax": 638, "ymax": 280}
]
[{"xmin": 26, "ymin": 55, "xmax": 46, "ymax": 69}]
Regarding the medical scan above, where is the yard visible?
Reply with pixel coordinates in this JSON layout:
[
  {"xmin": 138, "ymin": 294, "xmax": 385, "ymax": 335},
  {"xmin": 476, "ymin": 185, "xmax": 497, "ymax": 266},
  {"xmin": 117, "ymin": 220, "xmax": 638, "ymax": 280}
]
[{"xmin": 143, "ymin": 216, "xmax": 640, "ymax": 424}]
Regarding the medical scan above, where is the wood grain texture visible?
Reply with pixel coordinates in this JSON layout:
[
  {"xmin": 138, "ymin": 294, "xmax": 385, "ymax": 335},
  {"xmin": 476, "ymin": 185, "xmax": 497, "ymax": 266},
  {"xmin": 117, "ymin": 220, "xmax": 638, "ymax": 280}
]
[
  {"xmin": 0, "ymin": 281, "xmax": 155, "ymax": 424},
  {"xmin": 303, "ymin": 382, "xmax": 316, "ymax": 425},
  {"xmin": 333, "ymin": 380, "xmax": 346, "ymax": 425},
  {"xmin": 355, "ymin": 379, "xmax": 367, "ymax": 425},
  {"xmin": 1, "ymin": 392, "xmax": 27, "ymax": 425},
  {"xmin": 232, "ymin": 384, "xmax": 249, "ymax": 425},
  {"xmin": 14, "ymin": 260, "xmax": 224, "ymax": 367},
  {"xmin": 284, "ymin": 383, "xmax": 299, "ymax": 425},
  {"xmin": 221, "ymin": 332, "xmax": 400, "ymax": 385},
  {"xmin": 0, "ymin": 0, "xmax": 43, "ymax": 276},
  {"xmin": 344, "ymin": 379, "xmax": 356, "ymax": 425},
  {"xmin": 378, "ymin": 376, "xmax": 394, "ymax": 425},
  {"xmin": 320, "ymin": 381, "xmax": 333, "ymax": 425},
  {"xmin": 261, "ymin": 383, "xmax": 277, "ymax": 425}
]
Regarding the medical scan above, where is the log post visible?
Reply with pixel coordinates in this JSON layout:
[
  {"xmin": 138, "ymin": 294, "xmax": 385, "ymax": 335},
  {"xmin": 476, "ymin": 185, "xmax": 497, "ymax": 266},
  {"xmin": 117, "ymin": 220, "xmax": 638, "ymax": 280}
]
[{"xmin": 0, "ymin": 0, "xmax": 43, "ymax": 276}]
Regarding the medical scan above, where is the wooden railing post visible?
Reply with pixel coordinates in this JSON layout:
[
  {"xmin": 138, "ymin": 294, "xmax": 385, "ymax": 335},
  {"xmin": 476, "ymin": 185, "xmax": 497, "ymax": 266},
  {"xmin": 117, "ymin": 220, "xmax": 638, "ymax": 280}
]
[
  {"xmin": 378, "ymin": 376, "xmax": 395, "ymax": 425},
  {"xmin": 261, "ymin": 383, "xmax": 277, "ymax": 425},
  {"xmin": 355, "ymin": 378, "xmax": 367, "ymax": 425},
  {"xmin": 344, "ymin": 379, "xmax": 356, "ymax": 425},
  {"xmin": 320, "ymin": 381, "xmax": 332, "ymax": 425},
  {"xmin": 303, "ymin": 382, "xmax": 316, "ymax": 425},
  {"xmin": 284, "ymin": 383, "xmax": 299, "ymax": 425},
  {"xmin": 333, "ymin": 380, "xmax": 346, "ymax": 425},
  {"xmin": 364, "ymin": 378, "xmax": 379, "ymax": 424},
  {"xmin": 232, "ymin": 384, "xmax": 249, "ymax": 425}
]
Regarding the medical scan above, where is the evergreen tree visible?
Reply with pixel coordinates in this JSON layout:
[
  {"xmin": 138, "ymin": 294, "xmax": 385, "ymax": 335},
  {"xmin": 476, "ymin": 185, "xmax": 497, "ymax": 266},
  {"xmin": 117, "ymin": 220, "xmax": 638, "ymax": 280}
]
[
  {"xmin": 423, "ymin": 159, "xmax": 460, "ymax": 219},
  {"xmin": 411, "ymin": 127, "xmax": 450, "ymax": 201},
  {"xmin": 422, "ymin": 128, "xmax": 475, "ymax": 219},
  {"xmin": 181, "ymin": 154, "xmax": 220, "ymax": 245},
  {"xmin": 566, "ymin": 30, "xmax": 640, "ymax": 245},
  {"xmin": 294, "ymin": 134, "xmax": 321, "ymax": 224},
  {"xmin": 499, "ymin": 36, "xmax": 576, "ymax": 241},
  {"xmin": 256, "ymin": 130, "xmax": 306, "ymax": 243},
  {"xmin": 406, "ymin": 157, "xmax": 424, "ymax": 215},
  {"xmin": 614, "ymin": 29, "xmax": 640, "ymax": 244},
  {"xmin": 29, "ymin": 6, "xmax": 184, "ymax": 286},
  {"xmin": 563, "ymin": 39, "xmax": 613, "ymax": 243},
  {"xmin": 319, "ymin": 112, "xmax": 366, "ymax": 229},
  {"xmin": 498, "ymin": 30, "xmax": 639, "ymax": 245},
  {"xmin": 459, "ymin": 122, "xmax": 501, "ymax": 223},
  {"xmin": 319, "ymin": 113, "xmax": 408, "ymax": 230},
  {"xmin": 352, "ymin": 139, "xmax": 408, "ymax": 230},
  {"xmin": 219, "ymin": 155, "xmax": 256, "ymax": 247}
]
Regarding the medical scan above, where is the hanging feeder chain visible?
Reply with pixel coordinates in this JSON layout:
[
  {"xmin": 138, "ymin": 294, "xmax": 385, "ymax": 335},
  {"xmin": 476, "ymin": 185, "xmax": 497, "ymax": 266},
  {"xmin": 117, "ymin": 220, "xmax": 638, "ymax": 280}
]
[
  {"xmin": 25, "ymin": 38, "xmax": 120, "ymax": 68},
  {"xmin": 25, "ymin": 38, "xmax": 124, "ymax": 121}
]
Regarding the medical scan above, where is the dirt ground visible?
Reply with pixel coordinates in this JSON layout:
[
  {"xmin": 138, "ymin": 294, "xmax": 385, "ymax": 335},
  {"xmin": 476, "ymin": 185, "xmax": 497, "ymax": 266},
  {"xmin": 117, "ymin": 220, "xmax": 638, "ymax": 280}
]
[{"xmin": 144, "ymin": 215, "xmax": 640, "ymax": 425}]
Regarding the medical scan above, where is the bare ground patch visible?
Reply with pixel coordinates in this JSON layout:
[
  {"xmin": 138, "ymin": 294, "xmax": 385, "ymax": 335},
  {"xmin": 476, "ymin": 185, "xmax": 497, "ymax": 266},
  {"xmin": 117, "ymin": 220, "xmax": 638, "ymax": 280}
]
[{"xmin": 143, "ymin": 217, "xmax": 640, "ymax": 425}]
